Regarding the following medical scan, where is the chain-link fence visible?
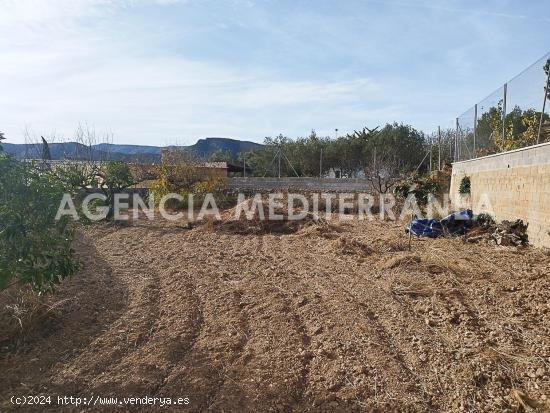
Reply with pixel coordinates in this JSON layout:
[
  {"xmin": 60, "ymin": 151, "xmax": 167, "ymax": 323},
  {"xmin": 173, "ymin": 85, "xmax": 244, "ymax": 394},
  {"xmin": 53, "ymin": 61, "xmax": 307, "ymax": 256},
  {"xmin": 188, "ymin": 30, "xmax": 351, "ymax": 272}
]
[{"xmin": 455, "ymin": 51, "xmax": 550, "ymax": 161}]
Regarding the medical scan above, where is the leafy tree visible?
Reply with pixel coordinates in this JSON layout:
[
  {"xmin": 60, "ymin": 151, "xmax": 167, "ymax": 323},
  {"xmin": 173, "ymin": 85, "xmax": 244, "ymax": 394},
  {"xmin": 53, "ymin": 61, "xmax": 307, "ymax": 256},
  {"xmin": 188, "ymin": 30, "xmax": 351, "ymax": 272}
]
[
  {"xmin": 244, "ymin": 123, "xmax": 426, "ymax": 179},
  {"xmin": 476, "ymin": 103, "xmax": 550, "ymax": 152},
  {"xmin": 475, "ymin": 58, "xmax": 550, "ymax": 152},
  {"xmin": 0, "ymin": 154, "xmax": 80, "ymax": 293},
  {"xmin": 57, "ymin": 160, "xmax": 142, "ymax": 220},
  {"xmin": 242, "ymin": 135, "xmax": 292, "ymax": 177},
  {"xmin": 367, "ymin": 123, "xmax": 426, "ymax": 170},
  {"xmin": 97, "ymin": 162, "xmax": 136, "ymax": 219},
  {"xmin": 0, "ymin": 131, "xmax": 5, "ymax": 151}
]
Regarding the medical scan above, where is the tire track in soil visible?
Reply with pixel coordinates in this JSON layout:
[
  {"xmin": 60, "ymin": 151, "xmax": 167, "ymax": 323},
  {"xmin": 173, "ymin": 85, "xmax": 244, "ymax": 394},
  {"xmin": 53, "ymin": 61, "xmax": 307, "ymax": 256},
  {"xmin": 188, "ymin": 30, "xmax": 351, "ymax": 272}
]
[
  {"xmin": 61, "ymin": 223, "xmax": 209, "ymax": 402},
  {"xmin": 267, "ymin": 284, "xmax": 314, "ymax": 408},
  {"xmin": 177, "ymin": 235, "xmax": 314, "ymax": 412},
  {"xmin": 147, "ymin": 229, "xmax": 229, "ymax": 409},
  {"xmin": 253, "ymin": 235, "xmax": 350, "ymax": 410},
  {"xmin": 338, "ymin": 282, "xmax": 432, "ymax": 403},
  {"xmin": 324, "ymin": 257, "xmax": 441, "ymax": 409},
  {"xmin": 254, "ymin": 236, "xmax": 319, "ymax": 408},
  {"xmin": 101, "ymin": 223, "xmax": 207, "ymax": 397},
  {"xmin": 54, "ymin": 227, "xmax": 164, "ymax": 394},
  {"xmin": 197, "ymin": 288, "xmax": 251, "ymax": 412},
  {"xmin": 370, "ymin": 252, "xmax": 550, "ymax": 410},
  {"xmin": 319, "ymin": 244, "xmax": 533, "ymax": 411},
  {"xmin": 273, "ymin": 235, "xmax": 435, "ymax": 411},
  {"xmin": 303, "ymin": 282, "xmax": 429, "ymax": 409},
  {"xmin": 152, "ymin": 232, "xmax": 254, "ymax": 412},
  {"xmin": 156, "ymin": 294, "xmax": 249, "ymax": 412}
]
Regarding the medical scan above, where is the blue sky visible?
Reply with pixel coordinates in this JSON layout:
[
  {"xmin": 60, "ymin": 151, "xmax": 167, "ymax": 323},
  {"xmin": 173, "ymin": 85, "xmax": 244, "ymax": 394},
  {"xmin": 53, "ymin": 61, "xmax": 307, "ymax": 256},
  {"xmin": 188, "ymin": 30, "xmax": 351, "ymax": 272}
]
[{"xmin": 1, "ymin": 0, "xmax": 549, "ymax": 145}]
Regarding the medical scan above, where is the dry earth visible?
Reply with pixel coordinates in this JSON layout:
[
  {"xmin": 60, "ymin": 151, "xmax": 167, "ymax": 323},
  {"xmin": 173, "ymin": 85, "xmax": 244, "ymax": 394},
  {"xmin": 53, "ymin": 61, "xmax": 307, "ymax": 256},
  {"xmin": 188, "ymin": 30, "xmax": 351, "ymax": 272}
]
[{"xmin": 1, "ymin": 214, "xmax": 550, "ymax": 412}]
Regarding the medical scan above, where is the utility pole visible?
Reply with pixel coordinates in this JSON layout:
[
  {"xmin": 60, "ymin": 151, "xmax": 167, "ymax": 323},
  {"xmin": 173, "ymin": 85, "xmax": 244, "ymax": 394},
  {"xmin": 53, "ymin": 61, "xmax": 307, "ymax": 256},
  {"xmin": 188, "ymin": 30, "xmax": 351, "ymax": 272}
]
[
  {"xmin": 473, "ymin": 104, "xmax": 478, "ymax": 157},
  {"xmin": 243, "ymin": 155, "xmax": 246, "ymax": 178},
  {"xmin": 449, "ymin": 127, "xmax": 452, "ymax": 160},
  {"xmin": 537, "ymin": 68, "xmax": 550, "ymax": 144},
  {"xmin": 502, "ymin": 82, "xmax": 507, "ymax": 150}
]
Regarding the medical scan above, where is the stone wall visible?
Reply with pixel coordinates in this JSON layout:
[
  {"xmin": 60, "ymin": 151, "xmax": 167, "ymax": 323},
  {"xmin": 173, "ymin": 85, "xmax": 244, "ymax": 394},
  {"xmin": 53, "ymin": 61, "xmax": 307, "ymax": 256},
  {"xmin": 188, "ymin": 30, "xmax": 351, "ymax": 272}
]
[
  {"xmin": 227, "ymin": 177, "xmax": 374, "ymax": 192},
  {"xmin": 450, "ymin": 142, "xmax": 550, "ymax": 248}
]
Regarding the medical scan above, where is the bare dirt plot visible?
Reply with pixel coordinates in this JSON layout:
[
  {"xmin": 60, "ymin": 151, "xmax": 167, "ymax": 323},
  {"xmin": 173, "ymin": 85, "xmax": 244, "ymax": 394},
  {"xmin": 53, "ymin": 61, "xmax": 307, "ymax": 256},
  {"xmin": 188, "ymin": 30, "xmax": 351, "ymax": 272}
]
[{"xmin": 1, "ymin": 216, "xmax": 549, "ymax": 412}]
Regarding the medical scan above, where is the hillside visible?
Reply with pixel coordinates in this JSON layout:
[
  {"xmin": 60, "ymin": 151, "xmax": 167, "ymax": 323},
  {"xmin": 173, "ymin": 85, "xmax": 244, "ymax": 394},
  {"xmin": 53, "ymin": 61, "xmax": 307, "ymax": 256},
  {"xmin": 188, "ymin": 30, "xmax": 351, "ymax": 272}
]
[
  {"xmin": 187, "ymin": 137, "xmax": 262, "ymax": 157},
  {"xmin": 3, "ymin": 138, "xmax": 263, "ymax": 162}
]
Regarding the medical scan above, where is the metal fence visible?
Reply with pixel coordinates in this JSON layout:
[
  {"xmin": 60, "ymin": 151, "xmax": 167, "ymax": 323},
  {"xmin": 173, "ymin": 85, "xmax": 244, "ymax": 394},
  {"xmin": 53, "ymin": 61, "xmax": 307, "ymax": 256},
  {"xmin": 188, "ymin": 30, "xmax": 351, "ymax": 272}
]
[{"xmin": 455, "ymin": 51, "xmax": 550, "ymax": 161}]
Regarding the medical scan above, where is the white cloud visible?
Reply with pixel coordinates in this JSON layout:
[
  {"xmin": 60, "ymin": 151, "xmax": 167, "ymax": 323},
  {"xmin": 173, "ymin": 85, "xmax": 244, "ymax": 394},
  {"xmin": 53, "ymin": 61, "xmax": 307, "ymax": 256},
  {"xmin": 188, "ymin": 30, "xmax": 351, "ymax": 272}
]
[
  {"xmin": 0, "ymin": 0, "xmax": 396, "ymax": 144},
  {"xmin": 2, "ymin": 0, "xmax": 547, "ymax": 144}
]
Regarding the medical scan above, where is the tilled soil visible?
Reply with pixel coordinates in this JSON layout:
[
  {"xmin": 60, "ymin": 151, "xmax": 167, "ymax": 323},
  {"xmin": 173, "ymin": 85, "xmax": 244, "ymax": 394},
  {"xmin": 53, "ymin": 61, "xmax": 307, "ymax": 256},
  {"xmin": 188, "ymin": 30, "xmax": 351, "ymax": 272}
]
[{"xmin": 1, "ymin": 216, "xmax": 550, "ymax": 412}]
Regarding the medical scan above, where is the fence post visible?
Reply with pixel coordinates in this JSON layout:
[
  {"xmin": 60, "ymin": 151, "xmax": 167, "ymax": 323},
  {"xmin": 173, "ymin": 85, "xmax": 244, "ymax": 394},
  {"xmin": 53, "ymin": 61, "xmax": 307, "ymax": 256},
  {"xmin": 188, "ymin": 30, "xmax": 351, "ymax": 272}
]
[
  {"xmin": 319, "ymin": 148, "xmax": 323, "ymax": 178},
  {"xmin": 429, "ymin": 133, "xmax": 432, "ymax": 173},
  {"xmin": 454, "ymin": 118, "xmax": 460, "ymax": 162},
  {"xmin": 537, "ymin": 67, "xmax": 550, "ymax": 144},
  {"xmin": 438, "ymin": 125, "xmax": 441, "ymax": 171},
  {"xmin": 278, "ymin": 147, "xmax": 281, "ymax": 178},
  {"xmin": 449, "ymin": 127, "xmax": 452, "ymax": 160},
  {"xmin": 473, "ymin": 104, "xmax": 477, "ymax": 158},
  {"xmin": 502, "ymin": 83, "xmax": 507, "ymax": 150}
]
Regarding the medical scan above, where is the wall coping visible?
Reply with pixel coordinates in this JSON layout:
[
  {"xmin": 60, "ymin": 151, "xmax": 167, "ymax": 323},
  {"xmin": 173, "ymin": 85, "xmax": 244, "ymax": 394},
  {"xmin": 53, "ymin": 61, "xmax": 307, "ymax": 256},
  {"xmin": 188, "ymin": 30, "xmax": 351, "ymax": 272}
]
[{"xmin": 452, "ymin": 141, "xmax": 550, "ymax": 165}]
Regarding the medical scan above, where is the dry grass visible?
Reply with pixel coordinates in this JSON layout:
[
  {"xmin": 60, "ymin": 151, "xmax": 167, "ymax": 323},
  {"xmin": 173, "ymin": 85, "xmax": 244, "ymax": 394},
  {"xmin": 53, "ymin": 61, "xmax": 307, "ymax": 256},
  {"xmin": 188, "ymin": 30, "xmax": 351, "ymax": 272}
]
[
  {"xmin": 382, "ymin": 254, "xmax": 422, "ymax": 269},
  {"xmin": 200, "ymin": 196, "xmax": 333, "ymax": 235},
  {"xmin": 333, "ymin": 236, "xmax": 373, "ymax": 256},
  {"xmin": 0, "ymin": 287, "xmax": 66, "ymax": 349}
]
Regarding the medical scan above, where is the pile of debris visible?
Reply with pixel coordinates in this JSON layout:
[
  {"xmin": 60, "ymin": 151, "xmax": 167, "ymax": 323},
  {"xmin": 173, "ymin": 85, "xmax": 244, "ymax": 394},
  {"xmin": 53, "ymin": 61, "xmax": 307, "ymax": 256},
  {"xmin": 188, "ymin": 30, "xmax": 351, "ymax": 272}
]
[
  {"xmin": 203, "ymin": 196, "xmax": 327, "ymax": 235},
  {"xmin": 405, "ymin": 210, "xmax": 475, "ymax": 238},
  {"xmin": 406, "ymin": 210, "xmax": 529, "ymax": 247},
  {"xmin": 466, "ymin": 214, "xmax": 529, "ymax": 246}
]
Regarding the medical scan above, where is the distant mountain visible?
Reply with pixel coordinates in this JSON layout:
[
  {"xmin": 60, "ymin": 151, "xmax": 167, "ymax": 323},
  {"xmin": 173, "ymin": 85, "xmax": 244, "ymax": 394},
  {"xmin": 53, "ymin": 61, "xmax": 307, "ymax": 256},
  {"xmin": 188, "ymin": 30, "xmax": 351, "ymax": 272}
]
[
  {"xmin": 3, "ymin": 138, "xmax": 263, "ymax": 162},
  {"xmin": 2, "ymin": 142, "xmax": 123, "ymax": 161},
  {"xmin": 186, "ymin": 137, "xmax": 263, "ymax": 157},
  {"xmin": 93, "ymin": 143, "xmax": 163, "ymax": 156}
]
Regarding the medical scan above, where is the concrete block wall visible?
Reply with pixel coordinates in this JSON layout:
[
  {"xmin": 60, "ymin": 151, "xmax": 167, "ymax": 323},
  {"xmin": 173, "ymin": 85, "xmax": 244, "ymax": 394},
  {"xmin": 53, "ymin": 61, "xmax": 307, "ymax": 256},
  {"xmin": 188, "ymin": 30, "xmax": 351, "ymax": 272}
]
[
  {"xmin": 450, "ymin": 142, "xmax": 550, "ymax": 248},
  {"xmin": 227, "ymin": 177, "xmax": 374, "ymax": 192}
]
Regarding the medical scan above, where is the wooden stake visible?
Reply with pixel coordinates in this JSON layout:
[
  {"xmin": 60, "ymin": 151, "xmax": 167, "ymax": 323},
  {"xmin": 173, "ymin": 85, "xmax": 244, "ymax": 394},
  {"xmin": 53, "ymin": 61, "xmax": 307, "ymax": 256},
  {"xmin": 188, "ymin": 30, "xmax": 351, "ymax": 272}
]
[{"xmin": 408, "ymin": 212, "xmax": 413, "ymax": 251}]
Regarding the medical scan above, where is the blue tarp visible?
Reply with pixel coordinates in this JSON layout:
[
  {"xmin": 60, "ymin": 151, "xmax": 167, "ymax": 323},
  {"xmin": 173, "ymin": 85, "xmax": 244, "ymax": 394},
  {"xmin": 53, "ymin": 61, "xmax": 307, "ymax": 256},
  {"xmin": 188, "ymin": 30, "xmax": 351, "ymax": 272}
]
[
  {"xmin": 406, "ymin": 210, "xmax": 474, "ymax": 238},
  {"xmin": 406, "ymin": 218, "xmax": 443, "ymax": 238}
]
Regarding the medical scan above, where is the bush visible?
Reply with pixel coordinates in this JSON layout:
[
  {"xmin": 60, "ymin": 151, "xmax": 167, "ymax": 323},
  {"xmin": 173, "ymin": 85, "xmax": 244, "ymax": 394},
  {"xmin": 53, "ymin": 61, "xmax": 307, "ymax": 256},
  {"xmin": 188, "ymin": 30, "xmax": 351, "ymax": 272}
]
[
  {"xmin": 150, "ymin": 151, "xmax": 229, "ymax": 209},
  {"xmin": 394, "ymin": 174, "xmax": 440, "ymax": 207},
  {"xmin": 56, "ymin": 160, "xmax": 141, "ymax": 220},
  {"xmin": 0, "ymin": 154, "xmax": 80, "ymax": 293},
  {"xmin": 459, "ymin": 176, "xmax": 471, "ymax": 194}
]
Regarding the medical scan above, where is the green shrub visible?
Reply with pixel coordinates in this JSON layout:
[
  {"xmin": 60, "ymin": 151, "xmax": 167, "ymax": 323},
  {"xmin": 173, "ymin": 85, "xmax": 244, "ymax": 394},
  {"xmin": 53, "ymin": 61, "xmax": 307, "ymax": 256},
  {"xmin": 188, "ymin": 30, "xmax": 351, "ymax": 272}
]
[
  {"xmin": 459, "ymin": 176, "xmax": 471, "ymax": 194},
  {"xmin": 394, "ymin": 174, "xmax": 440, "ymax": 207},
  {"xmin": 0, "ymin": 154, "xmax": 80, "ymax": 293}
]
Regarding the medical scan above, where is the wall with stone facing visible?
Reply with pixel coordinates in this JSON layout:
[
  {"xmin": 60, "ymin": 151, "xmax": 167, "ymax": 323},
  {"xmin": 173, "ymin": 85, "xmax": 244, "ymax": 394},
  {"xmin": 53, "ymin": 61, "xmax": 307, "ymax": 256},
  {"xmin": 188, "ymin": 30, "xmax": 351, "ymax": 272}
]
[
  {"xmin": 227, "ymin": 177, "xmax": 374, "ymax": 192},
  {"xmin": 450, "ymin": 142, "xmax": 550, "ymax": 248}
]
